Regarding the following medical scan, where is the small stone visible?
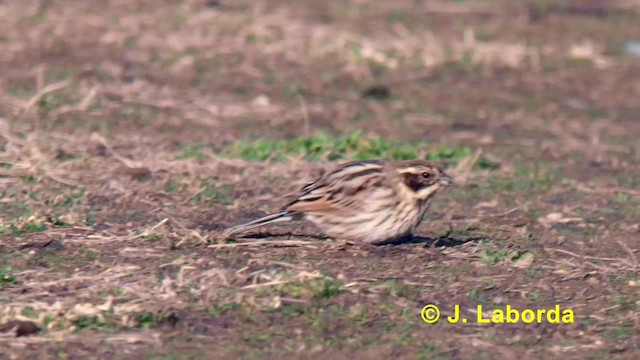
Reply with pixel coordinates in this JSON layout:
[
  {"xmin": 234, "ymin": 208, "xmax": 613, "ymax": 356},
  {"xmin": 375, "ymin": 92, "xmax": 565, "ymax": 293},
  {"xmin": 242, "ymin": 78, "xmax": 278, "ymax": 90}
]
[{"xmin": 252, "ymin": 95, "xmax": 270, "ymax": 107}]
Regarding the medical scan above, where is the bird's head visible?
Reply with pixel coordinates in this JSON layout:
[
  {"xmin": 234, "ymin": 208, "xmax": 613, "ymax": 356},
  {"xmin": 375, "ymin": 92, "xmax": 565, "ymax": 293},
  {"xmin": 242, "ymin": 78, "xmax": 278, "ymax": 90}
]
[{"xmin": 393, "ymin": 160, "xmax": 453, "ymax": 201}]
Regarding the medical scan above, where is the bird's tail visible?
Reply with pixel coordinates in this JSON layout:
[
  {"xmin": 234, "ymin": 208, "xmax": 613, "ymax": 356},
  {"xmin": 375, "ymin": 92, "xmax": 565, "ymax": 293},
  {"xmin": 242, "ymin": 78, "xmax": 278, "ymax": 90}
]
[{"xmin": 224, "ymin": 211, "xmax": 292, "ymax": 237}]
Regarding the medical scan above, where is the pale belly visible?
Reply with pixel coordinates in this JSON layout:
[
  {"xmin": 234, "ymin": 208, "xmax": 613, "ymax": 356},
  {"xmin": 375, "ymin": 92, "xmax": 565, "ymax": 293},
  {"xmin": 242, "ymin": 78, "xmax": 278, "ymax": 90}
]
[{"xmin": 304, "ymin": 201, "xmax": 430, "ymax": 244}]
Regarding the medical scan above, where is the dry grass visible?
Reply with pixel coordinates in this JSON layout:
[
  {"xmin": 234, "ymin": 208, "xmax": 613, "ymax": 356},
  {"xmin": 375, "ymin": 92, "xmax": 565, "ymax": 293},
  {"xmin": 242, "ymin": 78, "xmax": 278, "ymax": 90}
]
[{"xmin": 1, "ymin": 0, "xmax": 640, "ymax": 359}]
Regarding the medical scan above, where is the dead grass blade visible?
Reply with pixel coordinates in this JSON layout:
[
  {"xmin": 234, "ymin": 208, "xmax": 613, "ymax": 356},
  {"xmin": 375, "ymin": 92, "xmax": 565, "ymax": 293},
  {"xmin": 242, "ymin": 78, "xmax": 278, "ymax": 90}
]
[
  {"xmin": 571, "ymin": 180, "xmax": 640, "ymax": 196},
  {"xmin": 616, "ymin": 239, "xmax": 638, "ymax": 268},
  {"xmin": 547, "ymin": 248, "xmax": 626, "ymax": 262},
  {"xmin": 90, "ymin": 132, "xmax": 144, "ymax": 169},
  {"xmin": 449, "ymin": 148, "xmax": 482, "ymax": 185},
  {"xmin": 21, "ymin": 79, "xmax": 72, "ymax": 115},
  {"xmin": 50, "ymin": 86, "xmax": 99, "ymax": 118},
  {"xmin": 208, "ymin": 240, "xmax": 317, "ymax": 248}
]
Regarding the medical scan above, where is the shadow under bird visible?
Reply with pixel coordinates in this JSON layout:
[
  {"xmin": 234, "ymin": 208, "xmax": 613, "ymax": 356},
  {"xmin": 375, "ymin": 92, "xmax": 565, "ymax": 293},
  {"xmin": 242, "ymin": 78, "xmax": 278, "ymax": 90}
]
[{"xmin": 225, "ymin": 159, "xmax": 453, "ymax": 245}]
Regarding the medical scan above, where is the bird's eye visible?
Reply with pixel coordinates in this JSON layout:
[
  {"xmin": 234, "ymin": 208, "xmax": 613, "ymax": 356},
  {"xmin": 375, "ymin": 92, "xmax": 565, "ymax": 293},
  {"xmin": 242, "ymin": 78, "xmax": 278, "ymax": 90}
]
[{"xmin": 421, "ymin": 172, "xmax": 431, "ymax": 179}]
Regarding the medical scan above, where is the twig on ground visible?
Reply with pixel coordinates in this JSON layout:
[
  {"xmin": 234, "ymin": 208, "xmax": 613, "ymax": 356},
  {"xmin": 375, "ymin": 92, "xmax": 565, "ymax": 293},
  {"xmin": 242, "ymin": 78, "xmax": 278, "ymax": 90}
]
[
  {"xmin": 298, "ymin": 95, "xmax": 310, "ymax": 137},
  {"xmin": 449, "ymin": 148, "xmax": 482, "ymax": 185},
  {"xmin": 547, "ymin": 248, "xmax": 625, "ymax": 262},
  {"xmin": 484, "ymin": 207, "xmax": 521, "ymax": 218},
  {"xmin": 90, "ymin": 132, "xmax": 143, "ymax": 169},
  {"xmin": 616, "ymin": 240, "xmax": 638, "ymax": 268},
  {"xmin": 21, "ymin": 80, "xmax": 73, "ymax": 115},
  {"xmin": 50, "ymin": 86, "xmax": 99, "ymax": 118},
  {"xmin": 571, "ymin": 181, "xmax": 640, "ymax": 196},
  {"xmin": 241, "ymin": 280, "xmax": 292, "ymax": 289},
  {"xmin": 128, "ymin": 218, "xmax": 169, "ymax": 240},
  {"xmin": 208, "ymin": 240, "xmax": 316, "ymax": 248}
]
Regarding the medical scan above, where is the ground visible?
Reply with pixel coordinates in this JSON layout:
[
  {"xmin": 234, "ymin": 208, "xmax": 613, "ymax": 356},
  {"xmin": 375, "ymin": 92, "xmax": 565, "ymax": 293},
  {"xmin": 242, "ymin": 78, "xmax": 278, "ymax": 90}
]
[{"xmin": 0, "ymin": 0, "xmax": 639, "ymax": 359}]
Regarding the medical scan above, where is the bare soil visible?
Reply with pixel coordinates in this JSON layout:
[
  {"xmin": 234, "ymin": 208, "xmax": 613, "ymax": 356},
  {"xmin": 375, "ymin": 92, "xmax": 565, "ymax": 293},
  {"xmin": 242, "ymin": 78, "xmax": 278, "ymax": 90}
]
[{"xmin": 1, "ymin": 1, "xmax": 639, "ymax": 359}]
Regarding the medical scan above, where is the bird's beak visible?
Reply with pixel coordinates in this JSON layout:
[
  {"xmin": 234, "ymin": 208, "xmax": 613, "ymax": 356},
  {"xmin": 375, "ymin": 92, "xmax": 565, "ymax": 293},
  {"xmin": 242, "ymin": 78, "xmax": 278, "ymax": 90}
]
[{"xmin": 439, "ymin": 173, "xmax": 454, "ymax": 187}]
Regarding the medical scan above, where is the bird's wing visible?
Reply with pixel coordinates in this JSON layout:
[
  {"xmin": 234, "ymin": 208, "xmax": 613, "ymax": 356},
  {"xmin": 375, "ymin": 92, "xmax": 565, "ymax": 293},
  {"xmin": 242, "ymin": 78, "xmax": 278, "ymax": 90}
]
[
  {"xmin": 283, "ymin": 160, "xmax": 389, "ymax": 215},
  {"xmin": 287, "ymin": 196, "xmax": 339, "ymax": 213}
]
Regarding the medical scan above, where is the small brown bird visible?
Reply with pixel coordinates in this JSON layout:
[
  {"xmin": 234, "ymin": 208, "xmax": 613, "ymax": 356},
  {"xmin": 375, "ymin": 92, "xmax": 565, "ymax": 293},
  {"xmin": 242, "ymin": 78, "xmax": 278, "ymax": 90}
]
[{"xmin": 225, "ymin": 159, "xmax": 453, "ymax": 245}]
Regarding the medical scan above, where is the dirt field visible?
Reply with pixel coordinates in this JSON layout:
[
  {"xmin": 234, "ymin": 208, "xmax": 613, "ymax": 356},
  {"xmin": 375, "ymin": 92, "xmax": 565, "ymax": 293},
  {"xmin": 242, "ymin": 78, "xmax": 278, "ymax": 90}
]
[{"xmin": 1, "ymin": 0, "xmax": 639, "ymax": 359}]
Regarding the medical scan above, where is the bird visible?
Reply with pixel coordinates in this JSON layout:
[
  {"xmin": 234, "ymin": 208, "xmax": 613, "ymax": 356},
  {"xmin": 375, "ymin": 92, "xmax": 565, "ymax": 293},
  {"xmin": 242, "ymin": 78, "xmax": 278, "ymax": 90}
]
[{"xmin": 224, "ymin": 159, "xmax": 453, "ymax": 245}]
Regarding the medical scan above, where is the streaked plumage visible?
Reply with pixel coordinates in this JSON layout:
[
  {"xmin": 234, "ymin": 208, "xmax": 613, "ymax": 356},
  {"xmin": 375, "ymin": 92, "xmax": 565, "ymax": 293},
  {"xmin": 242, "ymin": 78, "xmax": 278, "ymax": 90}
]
[{"xmin": 225, "ymin": 159, "xmax": 453, "ymax": 245}]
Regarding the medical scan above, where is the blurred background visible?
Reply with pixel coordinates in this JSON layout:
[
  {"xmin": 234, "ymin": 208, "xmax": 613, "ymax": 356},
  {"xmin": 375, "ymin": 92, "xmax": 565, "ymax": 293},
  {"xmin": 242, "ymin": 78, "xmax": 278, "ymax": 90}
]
[{"xmin": 1, "ymin": 1, "xmax": 639, "ymax": 359}]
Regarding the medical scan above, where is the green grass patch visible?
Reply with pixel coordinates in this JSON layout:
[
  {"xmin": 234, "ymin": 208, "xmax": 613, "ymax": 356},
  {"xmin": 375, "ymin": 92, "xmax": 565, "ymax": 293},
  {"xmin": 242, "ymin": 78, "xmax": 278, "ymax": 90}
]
[
  {"xmin": 57, "ymin": 189, "xmax": 86, "ymax": 207},
  {"xmin": 223, "ymin": 130, "xmax": 417, "ymax": 161},
  {"xmin": 38, "ymin": 91, "xmax": 72, "ymax": 115},
  {"xmin": 137, "ymin": 311, "xmax": 179, "ymax": 329},
  {"xmin": 178, "ymin": 145, "xmax": 209, "ymax": 160},
  {"xmin": 72, "ymin": 315, "xmax": 109, "ymax": 330},
  {"xmin": 209, "ymin": 302, "xmax": 241, "ymax": 317},
  {"xmin": 73, "ymin": 310, "xmax": 171, "ymax": 332},
  {"xmin": 528, "ymin": 291, "xmax": 546, "ymax": 302},
  {"xmin": 389, "ymin": 280, "xmax": 422, "ymax": 299},
  {"xmin": 488, "ymin": 162, "xmax": 558, "ymax": 194},
  {"xmin": 21, "ymin": 306, "xmax": 38, "ymax": 319},
  {"xmin": 0, "ymin": 266, "xmax": 18, "ymax": 288},
  {"xmin": 144, "ymin": 233, "xmax": 163, "ymax": 242},
  {"xmin": 417, "ymin": 343, "xmax": 451, "ymax": 360},
  {"xmin": 604, "ymin": 325, "xmax": 636, "ymax": 340},
  {"xmin": 51, "ymin": 216, "xmax": 68, "ymax": 228},
  {"xmin": 467, "ymin": 287, "xmax": 493, "ymax": 307},
  {"xmin": 273, "ymin": 304, "xmax": 309, "ymax": 316},
  {"xmin": 119, "ymin": 104, "xmax": 155, "ymax": 126},
  {"xmin": 0, "ymin": 215, "xmax": 47, "ymax": 236},
  {"xmin": 310, "ymin": 278, "xmax": 341, "ymax": 299},
  {"xmin": 19, "ymin": 221, "xmax": 46, "ymax": 234},
  {"xmin": 426, "ymin": 145, "xmax": 471, "ymax": 162},
  {"xmin": 191, "ymin": 181, "xmax": 233, "ymax": 205},
  {"xmin": 254, "ymin": 276, "xmax": 342, "ymax": 300},
  {"xmin": 164, "ymin": 179, "xmax": 182, "ymax": 193},
  {"xmin": 616, "ymin": 174, "xmax": 637, "ymax": 188},
  {"xmin": 480, "ymin": 247, "xmax": 531, "ymax": 266},
  {"xmin": 222, "ymin": 130, "xmax": 492, "ymax": 166}
]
